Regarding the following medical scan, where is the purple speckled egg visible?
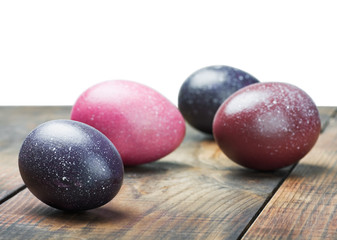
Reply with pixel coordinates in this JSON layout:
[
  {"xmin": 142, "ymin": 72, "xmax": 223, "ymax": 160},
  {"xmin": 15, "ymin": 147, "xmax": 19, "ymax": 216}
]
[
  {"xmin": 18, "ymin": 119, "xmax": 124, "ymax": 211},
  {"xmin": 213, "ymin": 82, "xmax": 321, "ymax": 171},
  {"xmin": 178, "ymin": 65, "xmax": 259, "ymax": 134},
  {"xmin": 71, "ymin": 80, "xmax": 186, "ymax": 166}
]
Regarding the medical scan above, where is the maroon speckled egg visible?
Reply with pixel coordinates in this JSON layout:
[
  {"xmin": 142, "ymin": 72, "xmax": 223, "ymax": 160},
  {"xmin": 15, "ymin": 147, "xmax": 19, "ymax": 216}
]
[
  {"xmin": 71, "ymin": 80, "xmax": 186, "ymax": 166},
  {"xmin": 213, "ymin": 82, "xmax": 321, "ymax": 171}
]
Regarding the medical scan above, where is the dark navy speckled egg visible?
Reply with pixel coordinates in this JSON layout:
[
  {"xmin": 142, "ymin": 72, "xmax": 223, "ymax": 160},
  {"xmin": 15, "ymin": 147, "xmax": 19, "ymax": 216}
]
[
  {"xmin": 18, "ymin": 119, "xmax": 124, "ymax": 211},
  {"xmin": 178, "ymin": 65, "xmax": 259, "ymax": 134}
]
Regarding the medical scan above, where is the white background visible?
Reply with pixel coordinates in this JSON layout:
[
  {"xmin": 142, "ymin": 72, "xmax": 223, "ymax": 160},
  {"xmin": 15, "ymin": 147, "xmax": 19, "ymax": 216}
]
[{"xmin": 1, "ymin": 0, "xmax": 336, "ymax": 106}]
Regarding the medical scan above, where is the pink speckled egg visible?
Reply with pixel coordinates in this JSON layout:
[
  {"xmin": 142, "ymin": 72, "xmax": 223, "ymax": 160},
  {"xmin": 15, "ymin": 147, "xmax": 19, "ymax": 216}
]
[
  {"xmin": 71, "ymin": 80, "xmax": 186, "ymax": 166},
  {"xmin": 213, "ymin": 82, "xmax": 321, "ymax": 171}
]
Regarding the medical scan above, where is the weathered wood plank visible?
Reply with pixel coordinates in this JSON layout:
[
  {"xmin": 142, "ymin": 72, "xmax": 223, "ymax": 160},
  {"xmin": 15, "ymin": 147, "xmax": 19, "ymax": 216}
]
[
  {"xmin": 0, "ymin": 106, "xmax": 335, "ymax": 239},
  {"xmin": 0, "ymin": 106, "xmax": 296, "ymax": 240},
  {"xmin": 318, "ymin": 106, "xmax": 337, "ymax": 132},
  {"xmin": 242, "ymin": 107, "xmax": 337, "ymax": 239}
]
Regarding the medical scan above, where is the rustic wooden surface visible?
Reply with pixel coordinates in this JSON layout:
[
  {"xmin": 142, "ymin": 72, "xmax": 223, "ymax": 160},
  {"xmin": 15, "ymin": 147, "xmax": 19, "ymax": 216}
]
[
  {"xmin": 0, "ymin": 106, "xmax": 336, "ymax": 239},
  {"xmin": 243, "ymin": 107, "xmax": 337, "ymax": 239}
]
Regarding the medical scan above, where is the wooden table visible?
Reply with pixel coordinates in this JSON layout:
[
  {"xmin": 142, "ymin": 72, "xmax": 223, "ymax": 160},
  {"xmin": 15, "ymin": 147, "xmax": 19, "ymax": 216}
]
[{"xmin": 0, "ymin": 106, "xmax": 336, "ymax": 240}]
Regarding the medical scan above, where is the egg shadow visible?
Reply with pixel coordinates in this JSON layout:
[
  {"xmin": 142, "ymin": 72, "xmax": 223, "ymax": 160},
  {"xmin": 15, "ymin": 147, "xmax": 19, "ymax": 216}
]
[
  {"xmin": 28, "ymin": 204, "xmax": 130, "ymax": 224},
  {"xmin": 184, "ymin": 123, "xmax": 215, "ymax": 142},
  {"xmin": 223, "ymin": 162, "xmax": 330, "ymax": 194},
  {"xmin": 225, "ymin": 165, "xmax": 294, "ymax": 179},
  {"xmin": 124, "ymin": 160, "xmax": 192, "ymax": 176}
]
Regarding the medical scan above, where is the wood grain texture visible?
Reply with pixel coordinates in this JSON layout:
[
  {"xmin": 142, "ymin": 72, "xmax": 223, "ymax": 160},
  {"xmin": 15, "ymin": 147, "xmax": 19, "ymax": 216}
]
[
  {"xmin": 243, "ymin": 107, "xmax": 337, "ymax": 239},
  {"xmin": 318, "ymin": 106, "xmax": 337, "ymax": 132},
  {"xmin": 0, "ymin": 106, "xmax": 296, "ymax": 240},
  {"xmin": 0, "ymin": 106, "xmax": 335, "ymax": 240}
]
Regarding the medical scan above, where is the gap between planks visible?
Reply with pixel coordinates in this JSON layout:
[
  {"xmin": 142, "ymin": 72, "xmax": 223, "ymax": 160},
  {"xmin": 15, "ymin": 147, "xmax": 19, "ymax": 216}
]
[
  {"xmin": 0, "ymin": 185, "xmax": 26, "ymax": 205},
  {"xmin": 237, "ymin": 106, "xmax": 337, "ymax": 239},
  {"xmin": 237, "ymin": 163, "xmax": 298, "ymax": 239},
  {"xmin": 0, "ymin": 106, "xmax": 335, "ymax": 240}
]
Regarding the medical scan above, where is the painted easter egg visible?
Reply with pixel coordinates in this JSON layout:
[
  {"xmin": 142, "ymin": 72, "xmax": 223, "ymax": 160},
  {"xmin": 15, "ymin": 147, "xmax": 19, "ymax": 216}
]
[
  {"xmin": 178, "ymin": 65, "xmax": 259, "ymax": 134},
  {"xmin": 18, "ymin": 119, "xmax": 124, "ymax": 211},
  {"xmin": 71, "ymin": 80, "xmax": 186, "ymax": 166},
  {"xmin": 213, "ymin": 82, "xmax": 321, "ymax": 171}
]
